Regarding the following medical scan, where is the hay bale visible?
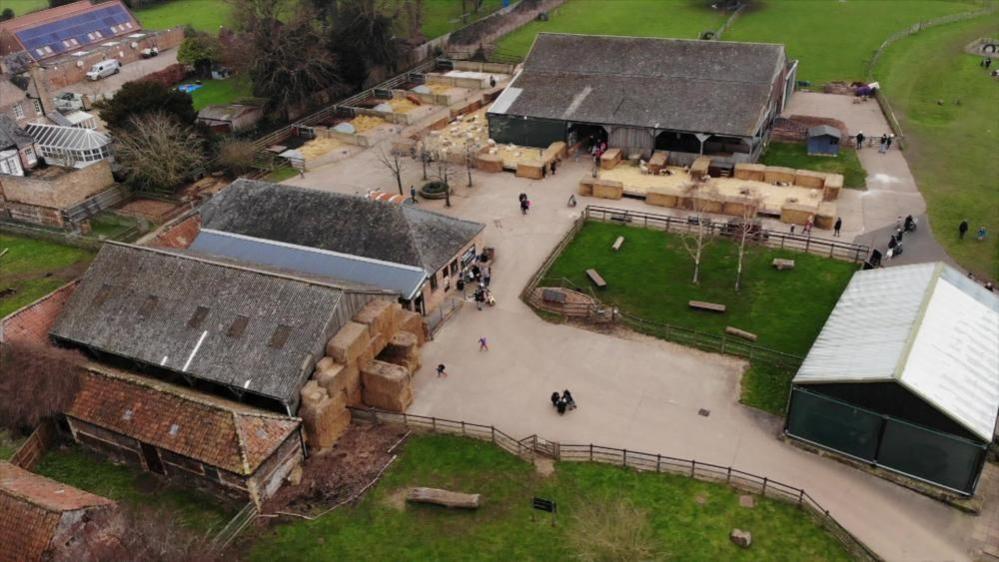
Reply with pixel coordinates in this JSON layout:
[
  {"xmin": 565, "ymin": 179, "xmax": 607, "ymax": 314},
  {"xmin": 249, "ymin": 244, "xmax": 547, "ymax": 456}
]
[
  {"xmin": 315, "ymin": 356, "xmax": 336, "ymax": 373},
  {"xmin": 353, "ymin": 299, "xmax": 400, "ymax": 340},
  {"xmin": 793, "ymin": 169, "xmax": 826, "ymax": 189},
  {"xmin": 315, "ymin": 360, "xmax": 359, "ymax": 397},
  {"xmin": 379, "ymin": 352, "xmax": 422, "ymax": 376},
  {"xmin": 690, "ymin": 156, "xmax": 711, "ymax": 180},
  {"xmin": 383, "ymin": 331, "xmax": 418, "ymax": 358},
  {"xmin": 592, "ymin": 179, "xmax": 623, "ymax": 200},
  {"xmin": 363, "ymin": 385, "xmax": 413, "ymax": 412},
  {"xmin": 763, "ymin": 166, "xmax": 795, "ymax": 185},
  {"xmin": 734, "ymin": 163, "xmax": 766, "ymax": 182},
  {"xmin": 301, "ymin": 397, "xmax": 350, "ymax": 450},
  {"xmin": 300, "ymin": 380, "xmax": 328, "ymax": 410},
  {"xmin": 516, "ymin": 161, "xmax": 544, "ymax": 179},
  {"xmin": 780, "ymin": 203, "xmax": 814, "ymax": 225},
  {"xmin": 822, "ymin": 173, "xmax": 843, "ymax": 201},
  {"xmin": 476, "ymin": 153, "xmax": 503, "ymax": 173},
  {"xmin": 326, "ymin": 321, "xmax": 370, "ymax": 363},
  {"xmin": 646, "ymin": 186, "xmax": 679, "ymax": 208},
  {"xmin": 362, "ymin": 360, "xmax": 410, "ymax": 395},
  {"xmin": 600, "ymin": 148, "xmax": 622, "ymax": 170},
  {"xmin": 398, "ymin": 310, "xmax": 428, "ymax": 345}
]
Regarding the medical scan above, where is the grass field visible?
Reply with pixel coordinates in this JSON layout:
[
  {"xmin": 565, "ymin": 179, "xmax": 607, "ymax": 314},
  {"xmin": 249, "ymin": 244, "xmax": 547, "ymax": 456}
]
[
  {"xmin": 183, "ymin": 76, "xmax": 254, "ymax": 111},
  {"xmin": 495, "ymin": 0, "xmax": 726, "ymax": 58},
  {"xmin": 421, "ymin": 0, "xmax": 506, "ymax": 40},
  {"xmin": 875, "ymin": 16, "xmax": 999, "ymax": 280},
  {"xmin": 249, "ymin": 434, "xmax": 849, "ymax": 562},
  {"xmin": 134, "ymin": 0, "xmax": 234, "ymax": 32},
  {"xmin": 761, "ymin": 142, "xmax": 867, "ymax": 189},
  {"xmin": 496, "ymin": 0, "xmax": 980, "ymax": 84},
  {"xmin": 0, "ymin": 235, "xmax": 93, "ymax": 318},
  {"xmin": 35, "ymin": 445, "xmax": 233, "ymax": 530},
  {"xmin": 0, "ymin": 429, "xmax": 27, "ymax": 461},
  {"xmin": 724, "ymin": 0, "xmax": 981, "ymax": 84},
  {"xmin": 544, "ymin": 222, "xmax": 856, "ymax": 413}
]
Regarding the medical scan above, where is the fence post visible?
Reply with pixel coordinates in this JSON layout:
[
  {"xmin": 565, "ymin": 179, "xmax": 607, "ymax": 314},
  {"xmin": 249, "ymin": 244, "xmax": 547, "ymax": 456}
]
[
  {"xmin": 690, "ymin": 459, "xmax": 695, "ymax": 477},
  {"xmin": 762, "ymin": 476, "xmax": 768, "ymax": 496},
  {"xmin": 797, "ymin": 489, "xmax": 804, "ymax": 508},
  {"xmin": 461, "ymin": 421, "xmax": 466, "ymax": 436},
  {"xmin": 491, "ymin": 426, "xmax": 495, "ymax": 443},
  {"xmin": 720, "ymin": 334, "xmax": 726, "ymax": 353},
  {"xmin": 829, "ymin": 244, "xmax": 835, "ymax": 258},
  {"xmin": 402, "ymin": 412, "xmax": 407, "ymax": 425},
  {"xmin": 622, "ymin": 449, "xmax": 627, "ymax": 467},
  {"xmin": 432, "ymin": 417, "xmax": 436, "ymax": 431},
  {"xmin": 589, "ymin": 443, "xmax": 593, "ymax": 461},
  {"xmin": 726, "ymin": 466, "xmax": 732, "ymax": 484},
  {"xmin": 805, "ymin": 236, "xmax": 811, "ymax": 253},
  {"xmin": 780, "ymin": 236, "xmax": 785, "ymax": 249}
]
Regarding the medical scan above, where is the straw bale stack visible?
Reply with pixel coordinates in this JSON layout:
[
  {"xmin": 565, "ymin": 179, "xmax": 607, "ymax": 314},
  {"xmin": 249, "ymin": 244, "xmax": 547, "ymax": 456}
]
[
  {"xmin": 764, "ymin": 166, "xmax": 795, "ymax": 185},
  {"xmin": 398, "ymin": 310, "xmax": 429, "ymax": 345},
  {"xmin": 734, "ymin": 163, "xmax": 766, "ymax": 182},
  {"xmin": 379, "ymin": 331, "xmax": 421, "ymax": 375},
  {"xmin": 361, "ymin": 360, "xmax": 413, "ymax": 412},
  {"xmin": 793, "ymin": 169, "xmax": 826, "ymax": 189},
  {"xmin": 822, "ymin": 173, "xmax": 843, "ymax": 201},
  {"xmin": 298, "ymin": 382, "xmax": 350, "ymax": 450},
  {"xmin": 314, "ymin": 360, "xmax": 360, "ymax": 400},
  {"xmin": 353, "ymin": 299, "xmax": 401, "ymax": 341},
  {"xmin": 325, "ymin": 321, "xmax": 370, "ymax": 363}
]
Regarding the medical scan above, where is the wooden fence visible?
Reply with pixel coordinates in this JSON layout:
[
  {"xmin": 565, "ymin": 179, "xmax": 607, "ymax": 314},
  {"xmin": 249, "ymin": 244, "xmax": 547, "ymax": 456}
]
[
  {"xmin": 9, "ymin": 419, "xmax": 56, "ymax": 471},
  {"xmin": 349, "ymin": 407, "xmax": 882, "ymax": 562}
]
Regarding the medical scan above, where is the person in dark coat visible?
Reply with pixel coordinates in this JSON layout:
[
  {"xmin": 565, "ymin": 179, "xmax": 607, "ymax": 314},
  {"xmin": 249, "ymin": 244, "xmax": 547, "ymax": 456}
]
[
  {"xmin": 556, "ymin": 398, "xmax": 567, "ymax": 415},
  {"xmin": 888, "ymin": 234, "xmax": 897, "ymax": 249},
  {"xmin": 562, "ymin": 390, "xmax": 576, "ymax": 410},
  {"xmin": 959, "ymin": 219, "xmax": 969, "ymax": 239},
  {"xmin": 474, "ymin": 288, "xmax": 485, "ymax": 310},
  {"xmin": 551, "ymin": 392, "xmax": 561, "ymax": 407},
  {"xmin": 834, "ymin": 217, "xmax": 843, "ymax": 237},
  {"xmin": 520, "ymin": 197, "xmax": 530, "ymax": 215},
  {"xmin": 855, "ymin": 131, "xmax": 865, "ymax": 149}
]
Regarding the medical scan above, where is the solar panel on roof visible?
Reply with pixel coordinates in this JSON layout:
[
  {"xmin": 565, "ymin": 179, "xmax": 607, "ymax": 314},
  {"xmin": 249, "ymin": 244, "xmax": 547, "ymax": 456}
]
[{"xmin": 15, "ymin": 4, "xmax": 134, "ymax": 59}]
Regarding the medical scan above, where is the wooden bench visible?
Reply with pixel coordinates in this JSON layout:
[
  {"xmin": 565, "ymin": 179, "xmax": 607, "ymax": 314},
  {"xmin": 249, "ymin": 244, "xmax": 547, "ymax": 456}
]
[
  {"xmin": 725, "ymin": 326, "xmax": 758, "ymax": 341},
  {"xmin": 689, "ymin": 300, "xmax": 726, "ymax": 313},
  {"xmin": 772, "ymin": 258, "xmax": 795, "ymax": 271},
  {"xmin": 612, "ymin": 236, "xmax": 625, "ymax": 251},
  {"xmin": 586, "ymin": 269, "xmax": 607, "ymax": 288}
]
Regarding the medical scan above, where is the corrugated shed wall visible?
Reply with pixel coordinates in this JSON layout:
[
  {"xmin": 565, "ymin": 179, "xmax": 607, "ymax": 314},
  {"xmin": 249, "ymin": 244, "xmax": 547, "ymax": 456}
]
[{"xmin": 608, "ymin": 126, "xmax": 654, "ymax": 157}]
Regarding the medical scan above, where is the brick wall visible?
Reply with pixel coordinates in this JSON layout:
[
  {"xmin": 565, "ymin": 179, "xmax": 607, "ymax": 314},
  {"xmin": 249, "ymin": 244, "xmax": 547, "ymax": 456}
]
[
  {"xmin": 420, "ymin": 232, "xmax": 484, "ymax": 313},
  {"xmin": 149, "ymin": 214, "xmax": 201, "ymax": 249},
  {"xmin": 38, "ymin": 28, "xmax": 184, "ymax": 90},
  {"xmin": 1, "ymin": 160, "xmax": 115, "ymax": 210},
  {"xmin": 0, "ymin": 281, "xmax": 78, "ymax": 345}
]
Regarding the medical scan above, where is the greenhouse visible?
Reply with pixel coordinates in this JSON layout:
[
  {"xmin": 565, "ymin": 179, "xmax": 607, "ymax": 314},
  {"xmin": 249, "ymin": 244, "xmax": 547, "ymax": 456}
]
[{"xmin": 24, "ymin": 123, "xmax": 112, "ymax": 169}]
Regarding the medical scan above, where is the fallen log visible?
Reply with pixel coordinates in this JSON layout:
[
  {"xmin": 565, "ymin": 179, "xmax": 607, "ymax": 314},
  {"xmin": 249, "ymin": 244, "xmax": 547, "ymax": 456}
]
[
  {"xmin": 406, "ymin": 487, "xmax": 480, "ymax": 509},
  {"xmin": 725, "ymin": 326, "xmax": 758, "ymax": 342}
]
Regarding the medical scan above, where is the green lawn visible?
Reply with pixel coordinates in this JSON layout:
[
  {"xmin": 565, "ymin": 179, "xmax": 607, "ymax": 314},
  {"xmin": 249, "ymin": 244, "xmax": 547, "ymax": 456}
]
[
  {"xmin": 421, "ymin": 0, "xmax": 507, "ymax": 40},
  {"xmin": 264, "ymin": 165, "xmax": 301, "ymax": 183},
  {"xmin": 0, "ymin": 0, "xmax": 47, "ymax": 18},
  {"xmin": 250, "ymin": 434, "xmax": 849, "ymax": 562},
  {"xmin": 134, "ymin": 0, "xmax": 234, "ymax": 32},
  {"xmin": 35, "ymin": 446, "xmax": 233, "ymax": 530},
  {"xmin": 544, "ymin": 222, "xmax": 856, "ymax": 413},
  {"xmin": 182, "ymin": 76, "xmax": 255, "ymax": 111},
  {"xmin": 761, "ymin": 142, "xmax": 867, "ymax": 189},
  {"xmin": 89, "ymin": 212, "xmax": 140, "ymax": 240},
  {"xmin": 875, "ymin": 16, "xmax": 999, "ymax": 280},
  {"xmin": 0, "ymin": 235, "xmax": 93, "ymax": 318},
  {"xmin": 724, "ymin": 0, "xmax": 981, "ymax": 84},
  {"xmin": 495, "ymin": 0, "xmax": 726, "ymax": 58},
  {"xmin": 0, "ymin": 429, "xmax": 27, "ymax": 461}
]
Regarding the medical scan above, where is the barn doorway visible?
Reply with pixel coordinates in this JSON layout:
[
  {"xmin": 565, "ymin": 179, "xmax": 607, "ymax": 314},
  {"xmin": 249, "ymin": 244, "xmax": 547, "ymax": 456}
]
[
  {"xmin": 140, "ymin": 442, "xmax": 165, "ymax": 474},
  {"xmin": 567, "ymin": 123, "xmax": 607, "ymax": 152},
  {"xmin": 654, "ymin": 131, "xmax": 702, "ymax": 153}
]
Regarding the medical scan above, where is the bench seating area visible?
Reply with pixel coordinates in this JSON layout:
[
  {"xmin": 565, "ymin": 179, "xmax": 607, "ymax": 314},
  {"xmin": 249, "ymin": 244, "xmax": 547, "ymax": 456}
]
[
  {"xmin": 772, "ymin": 258, "xmax": 795, "ymax": 270},
  {"xmin": 612, "ymin": 236, "xmax": 625, "ymax": 251},
  {"xmin": 586, "ymin": 268, "xmax": 607, "ymax": 288},
  {"xmin": 689, "ymin": 300, "xmax": 726, "ymax": 313}
]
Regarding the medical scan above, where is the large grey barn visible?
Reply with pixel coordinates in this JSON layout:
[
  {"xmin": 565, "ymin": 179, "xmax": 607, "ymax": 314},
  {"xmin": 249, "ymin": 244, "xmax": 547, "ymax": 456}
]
[{"xmin": 488, "ymin": 33, "xmax": 798, "ymax": 164}]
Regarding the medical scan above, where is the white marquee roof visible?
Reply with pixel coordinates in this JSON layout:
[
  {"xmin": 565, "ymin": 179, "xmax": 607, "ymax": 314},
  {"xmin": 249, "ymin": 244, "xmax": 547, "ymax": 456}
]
[{"xmin": 795, "ymin": 262, "xmax": 999, "ymax": 441}]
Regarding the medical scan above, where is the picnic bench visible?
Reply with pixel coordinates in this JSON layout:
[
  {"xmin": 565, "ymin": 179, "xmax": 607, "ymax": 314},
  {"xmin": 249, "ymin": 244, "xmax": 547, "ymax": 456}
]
[
  {"xmin": 689, "ymin": 300, "xmax": 726, "ymax": 313},
  {"xmin": 586, "ymin": 269, "xmax": 607, "ymax": 288},
  {"xmin": 612, "ymin": 236, "xmax": 625, "ymax": 251},
  {"xmin": 725, "ymin": 326, "xmax": 758, "ymax": 341},
  {"xmin": 772, "ymin": 258, "xmax": 795, "ymax": 270}
]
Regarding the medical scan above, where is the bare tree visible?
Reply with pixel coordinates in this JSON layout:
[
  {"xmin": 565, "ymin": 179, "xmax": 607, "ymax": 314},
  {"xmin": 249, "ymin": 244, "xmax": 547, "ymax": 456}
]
[
  {"xmin": 678, "ymin": 187, "xmax": 717, "ymax": 285},
  {"xmin": 0, "ymin": 342, "xmax": 83, "ymax": 433},
  {"xmin": 415, "ymin": 138, "xmax": 430, "ymax": 180},
  {"xmin": 734, "ymin": 196, "xmax": 762, "ymax": 292},
  {"xmin": 433, "ymin": 159, "xmax": 453, "ymax": 207},
  {"xmin": 376, "ymin": 145, "xmax": 407, "ymax": 195},
  {"xmin": 215, "ymin": 138, "xmax": 259, "ymax": 178},
  {"xmin": 463, "ymin": 139, "xmax": 477, "ymax": 188},
  {"xmin": 114, "ymin": 113, "xmax": 206, "ymax": 193}
]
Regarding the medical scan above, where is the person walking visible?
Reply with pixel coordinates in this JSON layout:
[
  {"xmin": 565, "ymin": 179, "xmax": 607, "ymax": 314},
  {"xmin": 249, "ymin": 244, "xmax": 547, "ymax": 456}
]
[
  {"xmin": 436, "ymin": 364, "xmax": 447, "ymax": 378},
  {"xmin": 482, "ymin": 265, "xmax": 491, "ymax": 287},
  {"xmin": 886, "ymin": 134, "xmax": 893, "ymax": 151},
  {"xmin": 562, "ymin": 390, "xmax": 576, "ymax": 411},
  {"xmin": 550, "ymin": 391, "xmax": 560, "ymax": 407},
  {"xmin": 978, "ymin": 226, "xmax": 988, "ymax": 241},
  {"xmin": 520, "ymin": 197, "xmax": 530, "ymax": 215},
  {"xmin": 474, "ymin": 288, "xmax": 485, "ymax": 310},
  {"xmin": 834, "ymin": 217, "xmax": 843, "ymax": 237},
  {"xmin": 879, "ymin": 134, "xmax": 888, "ymax": 153},
  {"xmin": 410, "ymin": 185, "xmax": 418, "ymax": 203},
  {"xmin": 959, "ymin": 219, "xmax": 969, "ymax": 239},
  {"xmin": 855, "ymin": 131, "xmax": 865, "ymax": 149},
  {"xmin": 479, "ymin": 337, "xmax": 488, "ymax": 351}
]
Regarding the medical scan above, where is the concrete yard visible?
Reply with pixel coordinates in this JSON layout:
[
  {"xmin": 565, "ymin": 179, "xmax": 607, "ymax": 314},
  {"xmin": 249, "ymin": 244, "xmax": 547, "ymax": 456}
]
[{"xmin": 288, "ymin": 146, "xmax": 984, "ymax": 561}]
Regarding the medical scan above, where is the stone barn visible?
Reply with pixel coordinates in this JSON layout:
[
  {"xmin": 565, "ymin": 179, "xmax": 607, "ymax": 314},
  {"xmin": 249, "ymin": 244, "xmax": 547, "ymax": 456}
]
[
  {"xmin": 66, "ymin": 365, "xmax": 304, "ymax": 506},
  {"xmin": 0, "ymin": 461, "xmax": 120, "ymax": 562},
  {"xmin": 488, "ymin": 33, "xmax": 797, "ymax": 164},
  {"xmin": 786, "ymin": 263, "xmax": 999, "ymax": 496}
]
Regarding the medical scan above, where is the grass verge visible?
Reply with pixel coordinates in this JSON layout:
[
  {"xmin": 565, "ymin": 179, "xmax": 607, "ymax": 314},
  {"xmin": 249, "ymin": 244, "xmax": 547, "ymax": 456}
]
[
  {"xmin": 875, "ymin": 16, "xmax": 999, "ymax": 280},
  {"xmin": 184, "ymin": 76, "xmax": 255, "ymax": 111},
  {"xmin": 0, "ymin": 234, "xmax": 93, "ymax": 318},
  {"xmin": 761, "ymin": 142, "xmax": 867, "ymax": 189},
  {"xmin": 249, "ymin": 434, "xmax": 850, "ymax": 561},
  {"xmin": 34, "ymin": 445, "xmax": 233, "ymax": 530}
]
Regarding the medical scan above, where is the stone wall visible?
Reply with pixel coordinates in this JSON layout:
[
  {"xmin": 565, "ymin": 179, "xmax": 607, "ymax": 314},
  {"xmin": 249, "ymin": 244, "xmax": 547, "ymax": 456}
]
[{"xmin": 1, "ymin": 160, "xmax": 115, "ymax": 209}]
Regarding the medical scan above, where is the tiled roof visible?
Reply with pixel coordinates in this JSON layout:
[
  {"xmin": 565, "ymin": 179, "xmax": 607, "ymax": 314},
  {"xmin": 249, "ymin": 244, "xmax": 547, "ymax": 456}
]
[
  {"xmin": 67, "ymin": 365, "xmax": 301, "ymax": 475},
  {"xmin": 0, "ymin": 461, "xmax": 114, "ymax": 562}
]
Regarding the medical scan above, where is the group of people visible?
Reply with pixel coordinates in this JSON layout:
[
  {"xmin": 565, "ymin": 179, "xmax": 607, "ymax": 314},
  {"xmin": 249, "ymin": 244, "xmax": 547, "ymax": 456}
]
[
  {"xmin": 854, "ymin": 131, "xmax": 894, "ymax": 152},
  {"xmin": 550, "ymin": 389, "xmax": 576, "ymax": 415},
  {"xmin": 958, "ymin": 219, "xmax": 988, "ymax": 242},
  {"xmin": 884, "ymin": 214, "xmax": 917, "ymax": 261}
]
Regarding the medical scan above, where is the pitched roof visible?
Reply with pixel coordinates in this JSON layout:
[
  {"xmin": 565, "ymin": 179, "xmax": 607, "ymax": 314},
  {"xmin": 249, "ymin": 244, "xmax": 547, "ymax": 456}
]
[
  {"xmin": 0, "ymin": 115, "xmax": 34, "ymax": 149},
  {"xmin": 794, "ymin": 263, "xmax": 999, "ymax": 441},
  {"xmin": 68, "ymin": 366, "xmax": 301, "ymax": 475},
  {"xmin": 50, "ymin": 243, "xmax": 383, "ymax": 407},
  {"xmin": 490, "ymin": 33, "xmax": 787, "ymax": 137},
  {"xmin": 0, "ymin": 0, "xmax": 140, "ymax": 61},
  {"xmin": 808, "ymin": 125, "xmax": 841, "ymax": 138},
  {"xmin": 0, "ymin": 79, "xmax": 27, "ymax": 109},
  {"xmin": 199, "ymin": 179, "xmax": 485, "ymax": 273},
  {"xmin": 25, "ymin": 122, "xmax": 109, "ymax": 151},
  {"xmin": 0, "ymin": 461, "xmax": 114, "ymax": 562}
]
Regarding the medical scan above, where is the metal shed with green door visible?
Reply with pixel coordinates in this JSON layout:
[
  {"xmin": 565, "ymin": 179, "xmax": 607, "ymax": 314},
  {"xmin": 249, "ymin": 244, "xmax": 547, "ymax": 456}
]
[{"xmin": 785, "ymin": 263, "xmax": 999, "ymax": 496}]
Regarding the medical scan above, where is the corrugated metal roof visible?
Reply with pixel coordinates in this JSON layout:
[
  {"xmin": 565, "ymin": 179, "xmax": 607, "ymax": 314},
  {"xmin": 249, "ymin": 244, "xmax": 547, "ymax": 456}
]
[
  {"xmin": 25, "ymin": 122, "xmax": 108, "ymax": 150},
  {"xmin": 795, "ymin": 263, "xmax": 999, "ymax": 441},
  {"xmin": 191, "ymin": 229, "xmax": 425, "ymax": 300}
]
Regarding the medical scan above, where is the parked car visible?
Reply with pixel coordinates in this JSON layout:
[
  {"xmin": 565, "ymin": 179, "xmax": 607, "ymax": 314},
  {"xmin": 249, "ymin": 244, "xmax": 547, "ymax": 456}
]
[
  {"xmin": 86, "ymin": 59, "xmax": 120, "ymax": 81},
  {"xmin": 141, "ymin": 46, "xmax": 159, "ymax": 59}
]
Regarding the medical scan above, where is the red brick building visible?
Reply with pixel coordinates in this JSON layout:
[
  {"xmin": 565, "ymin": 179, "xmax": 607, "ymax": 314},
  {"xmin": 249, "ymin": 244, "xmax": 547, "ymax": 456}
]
[{"xmin": 0, "ymin": 461, "xmax": 119, "ymax": 562}]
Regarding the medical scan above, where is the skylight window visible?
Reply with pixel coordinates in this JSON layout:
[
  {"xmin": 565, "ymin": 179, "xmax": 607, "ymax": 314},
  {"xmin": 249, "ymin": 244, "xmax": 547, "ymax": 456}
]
[
  {"xmin": 227, "ymin": 315, "xmax": 249, "ymax": 338},
  {"xmin": 138, "ymin": 295, "xmax": 158, "ymax": 319},
  {"xmin": 188, "ymin": 306, "xmax": 209, "ymax": 329},
  {"xmin": 268, "ymin": 325, "xmax": 292, "ymax": 349}
]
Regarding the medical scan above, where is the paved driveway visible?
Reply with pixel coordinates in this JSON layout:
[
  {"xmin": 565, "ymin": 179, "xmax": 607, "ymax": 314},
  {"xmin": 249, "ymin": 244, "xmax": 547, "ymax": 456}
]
[
  {"xmin": 292, "ymin": 151, "xmax": 981, "ymax": 561},
  {"xmin": 56, "ymin": 48, "xmax": 179, "ymax": 101}
]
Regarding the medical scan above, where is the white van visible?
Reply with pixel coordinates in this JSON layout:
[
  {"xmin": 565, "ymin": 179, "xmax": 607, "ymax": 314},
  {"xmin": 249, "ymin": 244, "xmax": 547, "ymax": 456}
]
[{"xmin": 86, "ymin": 59, "xmax": 121, "ymax": 81}]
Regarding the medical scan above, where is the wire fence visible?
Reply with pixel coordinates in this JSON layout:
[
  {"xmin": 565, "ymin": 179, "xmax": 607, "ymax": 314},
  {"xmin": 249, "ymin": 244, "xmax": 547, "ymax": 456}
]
[{"xmin": 349, "ymin": 407, "xmax": 882, "ymax": 562}]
